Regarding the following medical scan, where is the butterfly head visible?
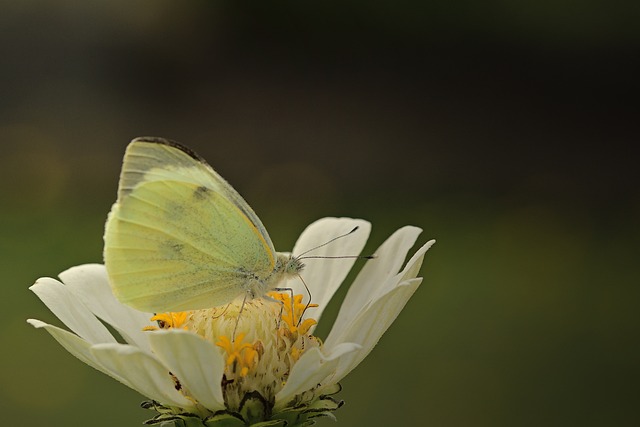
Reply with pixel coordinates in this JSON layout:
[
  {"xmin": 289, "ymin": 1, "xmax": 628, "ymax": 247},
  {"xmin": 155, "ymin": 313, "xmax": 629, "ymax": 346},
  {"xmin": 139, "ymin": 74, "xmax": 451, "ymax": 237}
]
[
  {"xmin": 286, "ymin": 255, "xmax": 304, "ymax": 275},
  {"xmin": 277, "ymin": 253, "xmax": 305, "ymax": 277}
]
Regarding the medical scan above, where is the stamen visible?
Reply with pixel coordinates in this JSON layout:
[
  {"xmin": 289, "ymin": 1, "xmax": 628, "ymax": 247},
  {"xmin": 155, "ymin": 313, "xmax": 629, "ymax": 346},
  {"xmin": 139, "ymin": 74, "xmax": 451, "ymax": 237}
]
[
  {"xmin": 216, "ymin": 333, "xmax": 258, "ymax": 377},
  {"xmin": 149, "ymin": 312, "xmax": 190, "ymax": 330},
  {"xmin": 268, "ymin": 291, "xmax": 318, "ymax": 334}
]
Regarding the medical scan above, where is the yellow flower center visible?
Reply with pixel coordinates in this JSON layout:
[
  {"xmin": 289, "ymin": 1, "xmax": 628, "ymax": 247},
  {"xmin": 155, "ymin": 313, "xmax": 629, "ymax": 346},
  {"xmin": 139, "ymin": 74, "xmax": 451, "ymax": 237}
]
[{"xmin": 146, "ymin": 291, "xmax": 321, "ymax": 413}]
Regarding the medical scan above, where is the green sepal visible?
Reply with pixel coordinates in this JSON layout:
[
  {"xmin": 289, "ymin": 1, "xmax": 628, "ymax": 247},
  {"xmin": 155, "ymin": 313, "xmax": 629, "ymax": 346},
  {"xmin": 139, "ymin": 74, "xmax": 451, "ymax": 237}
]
[
  {"xmin": 250, "ymin": 420, "xmax": 287, "ymax": 427},
  {"xmin": 237, "ymin": 391, "xmax": 272, "ymax": 425},
  {"xmin": 143, "ymin": 414, "xmax": 205, "ymax": 427},
  {"xmin": 271, "ymin": 392, "xmax": 343, "ymax": 426},
  {"xmin": 142, "ymin": 383, "xmax": 344, "ymax": 427},
  {"xmin": 318, "ymin": 382, "xmax": 341, "ymax": 396},
  {"xmin": 202, "ymin": 412, "xmax": 246, "ymax": 426},
  {"xmin": 141, "ymin": 400, "xmax": 204, "ymax": 426}
]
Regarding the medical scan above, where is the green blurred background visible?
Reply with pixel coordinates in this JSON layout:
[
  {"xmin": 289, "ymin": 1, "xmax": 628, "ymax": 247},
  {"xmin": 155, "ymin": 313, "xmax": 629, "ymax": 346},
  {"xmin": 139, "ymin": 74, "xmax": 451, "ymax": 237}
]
[{"xmin": 1, "ymin": 1, "xmax": 638, "ymax": 426}]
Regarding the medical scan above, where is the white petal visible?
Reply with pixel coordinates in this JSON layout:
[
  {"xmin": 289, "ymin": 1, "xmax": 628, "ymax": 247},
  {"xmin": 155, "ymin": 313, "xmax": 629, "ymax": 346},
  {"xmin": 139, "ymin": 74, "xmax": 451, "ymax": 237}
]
[
  {"xmin": 369, "ymin": 239, "xmax": 435, "ymax": 304},
  {"xmin": 60, "ymin": 264, "xmax": 153, "ymax": 352},
  {"xmin": 29, "ymin": 277, "xmax": 116, "ymax": 344},
  {"xmin": 148, "ymin": 330, "xmax": 225, "ymax": 411},
  {"xmin": 288, "ymin": 217, "xmax": 371, "ymax": 327},
  {"xmin": 329, "ymin": 227, "xmax": 424, "ymax": 338},
  {"xmin": 274, "ymin": 342, "xmax": 361, "ymax": 410},
  {"xmin": 325, "ymin": 238, "xmax": 433, "ymax": 352},
  {"xmin": 29, "ymin": 319, "xmax": 195, "ymax": 410},
  {"xmin": 27, "ymin": 319, "xmax": 107, "ymax": 372},
  {"xmin": 326, "ymin": 278, "xmax": 422, "ymax": 384},
  {"xmin": 90, "ymin": 343, "xmax": 195, "ymax": 409}
]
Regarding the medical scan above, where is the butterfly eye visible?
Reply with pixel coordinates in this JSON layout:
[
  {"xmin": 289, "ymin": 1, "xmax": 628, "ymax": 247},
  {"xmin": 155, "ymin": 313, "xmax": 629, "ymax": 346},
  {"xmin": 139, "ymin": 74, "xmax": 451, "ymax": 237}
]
[{"xmin": 286, "ymin": 258, "xmax": 305, "ymax": 275}]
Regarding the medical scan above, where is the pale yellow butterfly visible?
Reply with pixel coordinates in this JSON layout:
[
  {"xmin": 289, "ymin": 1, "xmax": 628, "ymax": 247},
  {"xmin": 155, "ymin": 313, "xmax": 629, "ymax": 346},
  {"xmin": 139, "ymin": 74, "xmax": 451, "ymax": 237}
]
[{"xmin": 103, "ymin": 137, "xmax": 304, "ymax": 313}]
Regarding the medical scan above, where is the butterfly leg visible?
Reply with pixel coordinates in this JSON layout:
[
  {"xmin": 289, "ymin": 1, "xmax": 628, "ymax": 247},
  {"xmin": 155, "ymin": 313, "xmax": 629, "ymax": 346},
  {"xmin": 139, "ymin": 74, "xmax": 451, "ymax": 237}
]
[
  {"xmin": 271, "ymin": 272, "xmax": 313, "ymax": 327},
  {"xmin": 232, "ymin": 293, "xmax": 249, "ymax": 342}
]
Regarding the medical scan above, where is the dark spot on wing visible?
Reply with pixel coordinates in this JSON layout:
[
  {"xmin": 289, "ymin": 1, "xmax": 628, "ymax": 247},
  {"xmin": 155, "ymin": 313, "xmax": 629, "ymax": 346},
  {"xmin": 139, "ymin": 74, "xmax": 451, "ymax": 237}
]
[
  {"xmin": 193, "ymin": 185, "xmax": 209, "ymax": 200},
  {"xmin": 160, "ymin": 240, "xmax": 184, "ymax": 258}
]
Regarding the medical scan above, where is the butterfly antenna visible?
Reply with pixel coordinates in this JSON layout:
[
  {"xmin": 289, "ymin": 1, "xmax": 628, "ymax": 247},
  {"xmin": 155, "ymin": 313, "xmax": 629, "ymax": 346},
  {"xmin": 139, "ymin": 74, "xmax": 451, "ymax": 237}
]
[
  {"xmin": 296, "ymin": 226, "xmax": 377, "ymax": 261},
  {"xmin": 298, "ymin": 254, "xmax": 376, "ymax": 261},
  {"xmin": 296, "ymin": 226, "xmax": 361, "ymax": 258}
]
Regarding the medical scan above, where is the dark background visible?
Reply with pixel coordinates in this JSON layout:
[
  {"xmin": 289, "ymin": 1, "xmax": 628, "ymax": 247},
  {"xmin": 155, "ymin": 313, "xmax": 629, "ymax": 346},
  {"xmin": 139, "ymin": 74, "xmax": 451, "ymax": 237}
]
[{"xmin": 1, "ymin": 1, "xmax": 638, "ymax": 426}]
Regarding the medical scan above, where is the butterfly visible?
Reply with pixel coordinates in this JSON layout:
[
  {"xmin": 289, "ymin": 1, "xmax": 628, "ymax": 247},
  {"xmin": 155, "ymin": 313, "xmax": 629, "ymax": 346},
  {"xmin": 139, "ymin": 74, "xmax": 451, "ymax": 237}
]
[{"xmin": 103, "ymin": 137, "xmax": 304, "ymax": 313}]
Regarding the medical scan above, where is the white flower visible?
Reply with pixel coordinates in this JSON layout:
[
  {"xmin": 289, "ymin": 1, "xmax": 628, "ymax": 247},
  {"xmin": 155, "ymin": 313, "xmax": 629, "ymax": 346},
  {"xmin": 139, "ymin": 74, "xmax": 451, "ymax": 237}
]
[{"xmin": 28, "ymin": 217, "xmax": 434, "ymax": 426}]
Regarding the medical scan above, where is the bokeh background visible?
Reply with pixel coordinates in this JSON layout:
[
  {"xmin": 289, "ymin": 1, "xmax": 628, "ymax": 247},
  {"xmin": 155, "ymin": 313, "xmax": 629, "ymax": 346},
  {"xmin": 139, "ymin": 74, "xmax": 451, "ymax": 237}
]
[{"xmin": 1, "ymin": 1, "xmax": 638, "ymax": 426}]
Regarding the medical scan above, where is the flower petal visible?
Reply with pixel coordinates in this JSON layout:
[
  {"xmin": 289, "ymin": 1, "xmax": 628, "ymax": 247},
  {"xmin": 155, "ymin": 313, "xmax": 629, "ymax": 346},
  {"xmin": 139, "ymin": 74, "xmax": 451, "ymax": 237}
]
[
  {"xmin": 29, "ymin": 277, "xmax": 116, "ymax": 344},
  {"xmin": 326, "ymin": 278, "xmax": 422, "ymax": 384},
  {"xmin": 288, "ymin": 217, "xmax": 371, "ymax": 326},
  {"xmin": 329, "ymin": 227, "xmax": 426, "ymax": 338},
  {"xmin": 148, "ymin": 329, "xmax": 226, "ymax": 411},
  {"xmin": 90, "ymin": 343, "xmax": 195, "ymax": 410},
  {"xmin": 369, "ymin": 239, "xmax": 435, "ymax": 304},
  {"xmin": 274, "ymin": 342, "xmax": 361, "ymax": 410},
  {"xmin": 59, "ymin": 264, "xmax": 153, "ymax": 352},
  {"xmin": 30, "ymin": 320, "xmax": 195, "ymax": 410},
  {"xmin": 27, "ymin": 319, "xmax": 107, "ymax": 372},
  {"xmin": 325, "ymin": 238, "xmax": 433, "ymax": 351}
]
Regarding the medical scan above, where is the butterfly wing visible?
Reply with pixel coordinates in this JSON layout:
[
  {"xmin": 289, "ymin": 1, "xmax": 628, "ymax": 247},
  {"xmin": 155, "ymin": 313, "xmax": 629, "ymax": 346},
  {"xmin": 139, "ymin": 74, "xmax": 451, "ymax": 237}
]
[{"xmin": 104, "ymin": 137, "xmax": 276, "ymax": 312}]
